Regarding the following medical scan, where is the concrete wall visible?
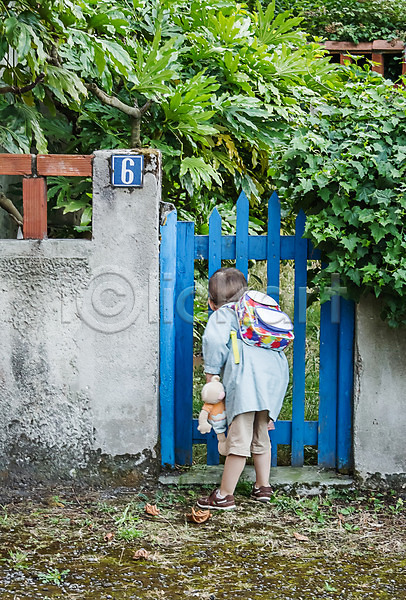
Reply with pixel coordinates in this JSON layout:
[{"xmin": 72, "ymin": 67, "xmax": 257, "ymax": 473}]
[
  {"xmin": 0, "ymin": 149, "xmax": 160, "ymax": 485},
  {"xmin": 354, "ymin": 295, "xmax": 406, "ymax": 488}
]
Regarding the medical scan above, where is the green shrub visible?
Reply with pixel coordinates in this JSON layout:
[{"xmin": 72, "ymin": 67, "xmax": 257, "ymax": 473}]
[
  {"xmin": 273, "ymin": 65, "xmax": 406, "ymax": 327},
  {"xmin": 274, "ymin": 0, "xmax": 406, "ymax": 43}
]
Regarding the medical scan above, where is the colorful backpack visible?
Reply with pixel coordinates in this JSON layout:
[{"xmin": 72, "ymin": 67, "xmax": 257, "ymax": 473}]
[{"xmin": 233, "ymin": 290, "xmax": 294, "ymax": 352}]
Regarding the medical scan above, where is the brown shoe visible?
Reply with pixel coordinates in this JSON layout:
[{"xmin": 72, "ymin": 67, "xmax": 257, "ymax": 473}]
[
  {"xmin": 197, "ymin": 489, "xmax": 236, "ymax": 511},
  {"xmin": 251, "ymin": 485, "xmax": 273, "ymax": 503}
]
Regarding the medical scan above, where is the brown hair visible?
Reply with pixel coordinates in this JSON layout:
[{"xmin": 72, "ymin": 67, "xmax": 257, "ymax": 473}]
[{"xmin": 209, "ymin": 268, "xmax": 247, "ymax": 308}]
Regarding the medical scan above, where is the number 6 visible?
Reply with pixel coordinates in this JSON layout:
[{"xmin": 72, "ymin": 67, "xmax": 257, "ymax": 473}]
[{"xmin": 121, "ymin": 158, "xmax": 135, "ymax": 185}]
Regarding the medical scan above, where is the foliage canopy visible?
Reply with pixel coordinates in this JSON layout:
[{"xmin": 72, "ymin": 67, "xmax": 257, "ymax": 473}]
[{"xmin": 0, "ymin": 0, "xmax": 340, "ymax": 232}]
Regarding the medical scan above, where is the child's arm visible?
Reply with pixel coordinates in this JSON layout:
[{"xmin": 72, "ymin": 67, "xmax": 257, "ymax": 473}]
[{"xmin": 202, "ymin": 308, "xmax": 233, "ymax": 376}]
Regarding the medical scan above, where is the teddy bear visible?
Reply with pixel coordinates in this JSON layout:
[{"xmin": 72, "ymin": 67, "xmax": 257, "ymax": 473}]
[{"xmin": 197, "ymin": 375, "xmax": 227, "ymax": 456}]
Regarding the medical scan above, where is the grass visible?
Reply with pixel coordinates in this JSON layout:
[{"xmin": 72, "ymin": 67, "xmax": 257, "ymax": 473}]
[
  {"xmin": 113, "ymin": 503, "xmax": 144, "ymax": 540},
  {"xmin": 38, "ymin": 567, "xmax": 70, "ymax": 587},
  {"xmin": 0, "ymin": 505, "xmax": 11, "ymax": 527},
  {"xmin": 2, "ymin": 549, "xmax": 29, "ymax": 570},
  {"xmin": 95, "ymin": 501, "xmax": 118, "ymax": 514},
  {"xmin": 116, "ymin": 526, "xmax": 143, "ymax": 541}
]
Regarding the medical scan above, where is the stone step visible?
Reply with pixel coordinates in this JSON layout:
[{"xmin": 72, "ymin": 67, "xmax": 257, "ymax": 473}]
[{"xmin": 159, "ymin": 465, "xmax": 353, "ymax": 496}]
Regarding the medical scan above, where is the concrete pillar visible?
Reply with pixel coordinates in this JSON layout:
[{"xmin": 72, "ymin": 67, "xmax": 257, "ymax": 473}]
[
  {"xmin": 353, "ymin": 295, "xmax": 406, "ymax": 488},
  {"xmin": 0, "ymin": 149, "xmax": 161, "ymax": 485}
]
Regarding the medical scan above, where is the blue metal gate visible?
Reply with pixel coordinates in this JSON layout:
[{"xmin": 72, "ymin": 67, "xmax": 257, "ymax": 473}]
[{"xmin": 160, "ymin": 192, "xmax": 355, "ymax": 471}]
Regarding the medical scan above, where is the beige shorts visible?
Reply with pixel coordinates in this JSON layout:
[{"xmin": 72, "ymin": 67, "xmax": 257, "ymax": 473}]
[{"xmin": 225, "ymin": 410, "xmax": 271, "ymax": 457}]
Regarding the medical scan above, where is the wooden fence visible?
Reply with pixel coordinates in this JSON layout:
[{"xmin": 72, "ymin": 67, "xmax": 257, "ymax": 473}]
[{"xmin": 324, "ymin": 40, "xmax": 406, "ymax": 77}]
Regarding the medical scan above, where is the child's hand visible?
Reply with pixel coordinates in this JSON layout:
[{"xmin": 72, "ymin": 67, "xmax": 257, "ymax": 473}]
[
  {"xmin": 205, "ymin": 373, "xmax": 218, "ymax": 384},
  {"xmin": 267, "ymin": 419, "xmax": 275, "ymax": 431}
]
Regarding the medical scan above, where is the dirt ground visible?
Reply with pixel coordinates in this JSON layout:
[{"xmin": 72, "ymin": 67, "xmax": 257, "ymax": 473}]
[{"xmin": 0, "ymin": 482, "xmax": 405, "ymax": 600}]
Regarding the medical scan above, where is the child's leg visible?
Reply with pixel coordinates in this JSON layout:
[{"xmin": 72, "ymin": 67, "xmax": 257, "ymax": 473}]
[
  {"xmin": 251, "ymin": 410, "xmax": 272, "ymax": 488},
  {"xmin": 197, "ymin": 413, "xmax": 253, "ymax": 507},
  {"xmin": 219, "ymin": 412, "xmax": 254, "ymax": 496},
  {"xmin": 219, "ymin": 454, "xmax": 246, "ymax": 497},
  {"xmin": 252, "ymin": 450, "xmax": 271, "ymax": 488}
]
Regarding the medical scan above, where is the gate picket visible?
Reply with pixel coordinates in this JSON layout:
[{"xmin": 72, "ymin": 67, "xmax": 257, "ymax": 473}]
[
  {"xmin": 174, "ymin": 221, "xmax": 195, "ymax": 465},
  {"xmin": 208, "ymin": 208, "xmax": 222, "ymax": 277},
  {"xmin": 291, "ymin": 211, "xmax": 307, "ymax": 466},
  {"xmin": 159, "ymin": 210, "xmax": 177, "ymax": 466},
  {"xmin": 267, "ymin": 192, "xmax": 281, "ymax": 304},
  {"xmin": 318, "ymin": 299, "xmax": 339, "ymax": 467},
  {"xmin": 337, "ymin": 298, "xmax": 355, "ymax": 472},
  {"xmin": 207, "ymin": 208, "xmax": 222, "ymax": 464},
  {"xmin": 236, "ymin": 191, "xmax": 249, "ymax": 279}
]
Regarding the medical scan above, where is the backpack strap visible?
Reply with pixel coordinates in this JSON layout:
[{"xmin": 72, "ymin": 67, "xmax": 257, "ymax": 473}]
[
  {"xmin": 230, "ymin": 330, "xmax": 240, "ymax": 364},
  {"xmin": 222, "ymin": 303, "xmax": 241, "ymax": 364}
]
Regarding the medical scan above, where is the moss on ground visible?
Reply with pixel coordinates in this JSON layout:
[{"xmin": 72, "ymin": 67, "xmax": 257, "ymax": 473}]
[{"xmin": 0, "ymin": 485, "xmax": 405, "ymax": 599}]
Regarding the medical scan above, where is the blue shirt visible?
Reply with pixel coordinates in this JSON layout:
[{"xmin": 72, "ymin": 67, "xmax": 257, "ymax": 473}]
[{"xmin": 203, "ymin": 306, "xmax": 289, "ymax": 425}]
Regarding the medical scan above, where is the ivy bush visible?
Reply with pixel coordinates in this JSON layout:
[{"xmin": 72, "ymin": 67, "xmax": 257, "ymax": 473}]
[
  {"xmin": 273, "ymin": 66, "xmax": 406, "ymax": 327},
  {"xmin": 274, "ymin": 0, "xmax": 406, "ymax": 43}
]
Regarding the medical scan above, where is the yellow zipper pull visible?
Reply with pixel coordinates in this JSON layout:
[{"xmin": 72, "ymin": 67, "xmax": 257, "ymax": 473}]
[{"xmin": 230, "ymin": 330, "xmax": 240, "ymax": 364}]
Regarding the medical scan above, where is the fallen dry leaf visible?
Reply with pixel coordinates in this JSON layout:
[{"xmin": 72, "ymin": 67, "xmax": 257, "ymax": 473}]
[
  {"xmin": 369, "ymin": 522, "xmax": 384, "ymax": 528},
  {"xmin": 144, "ymin": 503, "xmax": 160, "ymax": 516},
  {"xmin": 293, "ymin": 532, "xmax": 309, "ymax": 542},
  {"xmin": 186, "ymin": 507, "xmax": 211, "ymax": 524},
  {"xmin": 132, "ymin": 548, "xmax": 152, "ymax": 560},
  {"xmin": 104, "ymin": 532, "xmax": 115, "ymax": 542}
]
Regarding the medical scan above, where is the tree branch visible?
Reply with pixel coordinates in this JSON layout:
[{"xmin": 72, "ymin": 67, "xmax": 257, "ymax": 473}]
[
  {"xmin": 0, "ymin": 192, "xmax": 23, "ymax": 226},
  {"xmin": 85, "ymin": 82, "xmax": 153, "ymax": 147},
  {"xmin": 85, "ymin": 83, "xmax": 140, "ymax": 118},
  {"xmin": 49, "ymin": 45, "xmax": 62, "ymax": 67},
  {"xmin": 140, "ymin": 98, "xmax": 153, "ymax": 115},
  {"xmin": 0, "ymin": 73, "xmax": 45, "ymax": 95}
]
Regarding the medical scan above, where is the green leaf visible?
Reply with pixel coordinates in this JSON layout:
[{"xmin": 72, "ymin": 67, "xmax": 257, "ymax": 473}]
[
  {"xmin": 46, "ymin": 65, "xmax": 87, "ymax": 104},
  {"xmin": 93, "ymin": 44, "xmax": 107, "ymax": 76},
  {"xmin": 255, "ymin": 1, "xmax": 303, "ymax": 46},
  {"xmin": 370, "ymin": 223, "xmax": 387, "ymax": 243},
  {"xmin": 180, "ymin": 156, "xmax": 222, "ymax": 192},
  {"xmin": 4, "ymin": 17, "xmax": 18, "ymax": 38},
  {"xmin": 80, "ymin": 206, "xmax": 92, "ymax": 226},
  {"xmin": 131, "ymin": 28, "xmax": 178, "ymax": 96},
  {"xmin": 101, "ymin": 39, "xmax": 133, "ymax": 77},
  {"xmin": 341, "ymin": 237, "xmax": 359, "ymax": 253},
  {"xmin": 62, "ymin": 199, "xmax": 89, "ymax": 213},
  {"xmin": 17, "ymin": 23, "xmax": 32, "ymax": 61}
]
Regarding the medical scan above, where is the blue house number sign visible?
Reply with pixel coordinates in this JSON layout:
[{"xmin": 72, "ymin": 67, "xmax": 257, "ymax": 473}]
[{"xmin": 111, "ymin": 154, "xmax": 144, "ymax": 187}]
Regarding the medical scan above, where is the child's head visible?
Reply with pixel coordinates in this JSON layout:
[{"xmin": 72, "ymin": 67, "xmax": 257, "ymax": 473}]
[{"xmin": 209, "ymin": 268, "xmax": 247, "ymax": 309}]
